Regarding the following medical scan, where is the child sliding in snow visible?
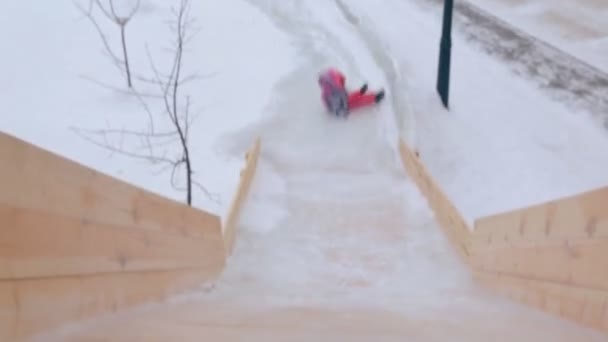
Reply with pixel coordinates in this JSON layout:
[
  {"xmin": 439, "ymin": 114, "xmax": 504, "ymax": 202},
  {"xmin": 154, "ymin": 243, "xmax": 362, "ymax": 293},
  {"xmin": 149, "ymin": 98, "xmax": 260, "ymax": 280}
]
[{"xmin": 318, "ymin": 68, "xmax": 385, "ymax": 117}]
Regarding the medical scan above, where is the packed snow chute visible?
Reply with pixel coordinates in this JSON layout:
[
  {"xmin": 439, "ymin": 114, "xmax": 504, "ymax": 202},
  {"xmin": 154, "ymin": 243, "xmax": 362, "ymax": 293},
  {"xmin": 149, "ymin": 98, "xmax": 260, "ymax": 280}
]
[{"xmin": 317, "ymin": 68, "xmax": 385, "ymax": 117}]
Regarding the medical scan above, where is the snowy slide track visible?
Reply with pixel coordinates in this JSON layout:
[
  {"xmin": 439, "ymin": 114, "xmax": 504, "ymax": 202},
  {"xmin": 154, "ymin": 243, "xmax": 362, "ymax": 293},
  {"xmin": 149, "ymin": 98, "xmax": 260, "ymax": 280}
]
[{"xmin": 36, "ymin": 135, "xmax": 608, "ymax": 342}]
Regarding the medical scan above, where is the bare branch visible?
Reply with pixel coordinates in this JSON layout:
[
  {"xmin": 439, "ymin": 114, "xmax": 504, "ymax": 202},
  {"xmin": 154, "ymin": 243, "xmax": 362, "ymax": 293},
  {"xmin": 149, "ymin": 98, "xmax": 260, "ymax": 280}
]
[
  {"xmin": 94, "ymin": 0, "xmax": 115, "ymax": 23},
  {"xmin": 131, "ymin": 71, "xmax": 214, "ymax": 87},
  {"xmin": 87, "ymin": 0, "xmax": 139, "ymax": 87},
  {"xmin": 129, "ymin": 83, "xmax": 158, "ymax": 134},
  {"xmin": 193, "ymin": 180, "xmax": 220, "ymax": 204},
  {"xmin": 152, "ymin": 162, "xmax": 176, "ymax": 176},
  {"xmin": 170, "ymin": 161, "xmax": 185, "ymax": 191},
  {"xmin": 107, "ymin": 0, "xmax": 119, "ymax": 22},
  {"xmin": 126, "ymin": 0, "xmax": 141, "ymax": 23},
  {"xmin": 75, "ymin": 0, "xmax": 123, "ymax": 67},
  {"xmin": 80, "ymin": 127, "xmax": 178, "ymax": 139},
  {"xmin": 170, "ymin": 0, "xmax": 194, "ymax": 204},
  {"xmin": 76, "ymin": 0, "xmax": 215, "ymax": 207},
  {"xmin": 79, "ymin": 74, "xmax": 162, "ymax": 99},
  {"xmin": 70, "ymin": 127, "xmax": 176, "ymax": 165},
  {"xmin": 184, "ymin": 95, "xmax": 191, "ymax": 141}
]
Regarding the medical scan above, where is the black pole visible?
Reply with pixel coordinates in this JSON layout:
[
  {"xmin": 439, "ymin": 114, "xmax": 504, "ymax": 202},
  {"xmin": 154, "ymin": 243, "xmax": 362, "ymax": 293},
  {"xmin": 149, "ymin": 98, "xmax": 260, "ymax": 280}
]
[{"xmin": 437, "ymin": 0, "xmax": 454, "ymax": 109}]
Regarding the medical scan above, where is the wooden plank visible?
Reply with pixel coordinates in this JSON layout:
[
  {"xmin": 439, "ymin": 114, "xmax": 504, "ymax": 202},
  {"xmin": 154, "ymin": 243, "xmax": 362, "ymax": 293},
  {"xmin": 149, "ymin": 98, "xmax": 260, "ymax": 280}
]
[
  {"xmin": 0, "ymin": 268, "xmax": 211, "ymax": 340},
  {"xmin": 222, "ymin": 138, "xmax": 261, "ymax": 257},
  {"xmin": 397, "ymin": 140, "xmax": 471, "ymax": 260},
  {"xmin": 474, "ymin": 186, "xmax": 608, "ymax": 245},
  {"xmin": 0, "ymin": 132, "xmax": 228, "ymax": 339},
  {"xmin": 0, "ymin": 132, "xmax": 222, "ymax": 239},
  {"xmin": 470, "ymin": 237, "xmax": 608, "ymax": 292},
  {"xmin": 470, "ymin": 184, "xmax": 608, "ymax": 333},
  {"xmin": 0, "ymin": 204, "xmax": 224, "ymax": 280},
  {"xmin": 474, "ymin": 270, "xmax": 608, "ymax": 334},
  {"xmin": 47, "ymin": 294, "xmax": 608, "ymax": 341},
  {"xmin": 0, "ymin": 282, "xmax": 16, "ymax": 342}
]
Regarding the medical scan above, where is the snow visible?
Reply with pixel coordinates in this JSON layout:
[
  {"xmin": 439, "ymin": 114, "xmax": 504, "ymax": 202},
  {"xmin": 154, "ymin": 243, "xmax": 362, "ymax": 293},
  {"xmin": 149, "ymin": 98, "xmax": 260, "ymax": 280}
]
[
  {"xmin": 0, "ymin": 0, "xmax": 298, "ymax": 216},
  {"xmin": 465, "ymin": 0, "xmax": 608, "ymax": 73},
  {"xmin": 343, "ymin": 0, "xmax": 608, "ymax": 224},
  {"xmin": 236, "ymin": 160, "xmax": 288, "ymax": 235}
]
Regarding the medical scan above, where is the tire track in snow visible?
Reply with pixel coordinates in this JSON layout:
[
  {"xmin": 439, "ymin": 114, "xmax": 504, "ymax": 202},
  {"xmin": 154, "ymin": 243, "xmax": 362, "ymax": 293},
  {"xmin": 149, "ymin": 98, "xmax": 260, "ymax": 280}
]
[
  {"xmin": 239, "ymin": 0, "xmax": 410, "ymax": 175},
  {"xmin": 334, "ymin": 0, "xmax": 418, "ymax": 150},
  {"xmin": 242, "ymin": 0, "xmax": 369, "ymax": 78}
]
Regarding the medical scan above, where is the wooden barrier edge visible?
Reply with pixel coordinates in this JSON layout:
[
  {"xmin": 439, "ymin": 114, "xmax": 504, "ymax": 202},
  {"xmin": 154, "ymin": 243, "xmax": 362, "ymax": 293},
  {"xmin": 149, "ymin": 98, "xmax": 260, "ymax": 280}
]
[
  {"xmin": 0, "ymin": 132, "xmax": 228, "ymax": 339},
  {"xmin": 474, "ymin": 270, "xmax": 608, "ymax": 333},
  {"xmin": 0, "ymin": 131, "xmax": 223, "ymax": 239},
  {"xmin": 397, "ymin": 138, "xmax": 608, "ymax": 334},
  {"xmin": 221, "ymin": 137, "xmax": 262, "ymax": 258},
  {"xmin": 471, "ymin": 186, "xmax": 608, "ymax": 334},
  {"xmin": 397, "ymin": 139, "xmax": 471, "ymax": 261},
  {"xmin": 0, "ymin": 268, "xmax": 217, "ymax": 341}
]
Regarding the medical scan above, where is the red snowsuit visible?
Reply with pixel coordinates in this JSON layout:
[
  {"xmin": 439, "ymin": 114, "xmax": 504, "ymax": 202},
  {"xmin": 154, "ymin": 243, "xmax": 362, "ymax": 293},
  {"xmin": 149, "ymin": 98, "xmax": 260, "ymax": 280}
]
[{"xmin": 325, "ymin": 69, "xmax": 378, "ymax": 110}]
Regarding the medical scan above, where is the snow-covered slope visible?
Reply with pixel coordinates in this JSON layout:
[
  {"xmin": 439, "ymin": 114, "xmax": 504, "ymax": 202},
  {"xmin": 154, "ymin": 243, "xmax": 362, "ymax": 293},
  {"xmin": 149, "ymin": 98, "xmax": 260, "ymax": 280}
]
[
  {"xmin": 3, "ymin": 0, "xmax": 606, "ymax": 226},
  {"xmin": 0, "ymin": 0, "xmax": 298, "ymax": 215},
  {"xmin": 343, "ymin": 0, "xmax": 608, "ymax": 223}
]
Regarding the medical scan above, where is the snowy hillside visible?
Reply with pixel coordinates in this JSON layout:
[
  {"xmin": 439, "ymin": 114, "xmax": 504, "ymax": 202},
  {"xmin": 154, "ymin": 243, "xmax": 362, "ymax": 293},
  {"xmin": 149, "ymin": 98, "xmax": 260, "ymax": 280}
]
[
  {"xmin": 338, "ymin": 0, "xmax": 608, "ymax": 222},
  {"xmin": 0, "ymin": 0, "xmax": 298, "ymax": 216},
  {"xmin": 2, "ymin": 0, "xmax": 608, "ymax": 224}
]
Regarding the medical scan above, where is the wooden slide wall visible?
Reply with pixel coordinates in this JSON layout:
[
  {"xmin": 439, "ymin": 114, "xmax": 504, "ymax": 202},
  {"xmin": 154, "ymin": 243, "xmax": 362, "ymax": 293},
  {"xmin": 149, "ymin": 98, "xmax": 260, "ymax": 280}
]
[
  {"xmin": 222, "ymin": 137, "xmax": 261, "ymax": 256},
  {"xmin": 398, "ymin": 140, "xmax": 608, "ymax": 334},
  {"xmin": 0, "ymin": 132, "xmax": 261, "ymax": 340},
  {"xmin": 1, "ymin": 126, "xmax": 604, "ymax": 337}
]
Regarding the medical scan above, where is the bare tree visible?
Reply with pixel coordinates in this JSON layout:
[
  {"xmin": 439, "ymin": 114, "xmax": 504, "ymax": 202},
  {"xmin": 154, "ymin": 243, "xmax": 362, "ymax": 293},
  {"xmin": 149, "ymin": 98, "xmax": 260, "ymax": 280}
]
[
  {"xmin": 76, "ymin": 0, "xmax": 140, "ymax": 88},
  {"xmin": 73, "ymin": 0, "xmax": 217, "ymax": 206},
  {"xmin": 153, "ymin": 0, "xmax": 195, "ymax": 204}
]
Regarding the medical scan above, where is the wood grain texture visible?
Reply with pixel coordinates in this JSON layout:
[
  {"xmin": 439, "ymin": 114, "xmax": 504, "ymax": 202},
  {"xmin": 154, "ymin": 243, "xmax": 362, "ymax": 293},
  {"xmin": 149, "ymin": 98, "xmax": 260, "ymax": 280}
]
[
  {"xmin": 0, "ymin": 269, "xmax": 211, "ymax": 341},
  {"xmin": 397, "ymin": 140, "xmax": 471, "ymax": 260},
  {"xmin": 0, "ymin": 132, "xmax": 222, "ymax": 238},
  {"xmin": 0, "ymin": 204, "xmax": 224, "ymax": 280},
  {"xmin": 397, "ymin": 138, "xmax": 608, "ymax": 335},
  {"xmin": 474, "ymin": 186, "xmax": 608, "ymax": 244},
  {"xmin": 43, "ymin": 298, "xmax": 608, "ymax": 342},
  {"xmin": 470, "ymin": 237, "xmax": 608, "ymax": 292},
  {"xmin": 474, "ymin": 270, "xmax": 608, "ymax": 333},
  {"xmin": 0, "ymin": 282, "xmax": 16, "ymax": 341},
  {"xmin": 3, "ymin": 128, "xmax": 607, "ymax": 338},
  {"xmin": 222, "ymin": 138, "xmax": 261, "ymax": 257},
  {"xmin": 0, "ymin": 132, "xmax": 227, "ymax": 339},
  {"xmin": 471, "ymin": 186, "xmax": 608, "ymax": 333}
]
